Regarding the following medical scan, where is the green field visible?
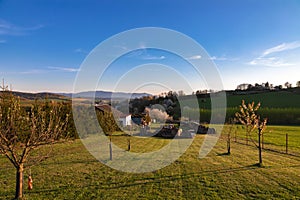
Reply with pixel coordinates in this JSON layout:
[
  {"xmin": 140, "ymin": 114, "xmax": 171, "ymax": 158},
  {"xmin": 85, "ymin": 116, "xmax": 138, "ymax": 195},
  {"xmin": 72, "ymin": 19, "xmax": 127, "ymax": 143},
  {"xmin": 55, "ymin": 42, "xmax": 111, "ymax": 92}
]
[
  {"xmin": 226, "ymin": 91, "xmax": 300, "ymax": 108},
  {"xmin": 179, "ymin": 90, "xmax": 300, "ymax": 125},
  {"xmin": 1, "ymin": 125, "xmax": 299, "ymax": 199},
  {"xmin": 182, "ymin": 90, "xmax": 300, "ymax": 109}
]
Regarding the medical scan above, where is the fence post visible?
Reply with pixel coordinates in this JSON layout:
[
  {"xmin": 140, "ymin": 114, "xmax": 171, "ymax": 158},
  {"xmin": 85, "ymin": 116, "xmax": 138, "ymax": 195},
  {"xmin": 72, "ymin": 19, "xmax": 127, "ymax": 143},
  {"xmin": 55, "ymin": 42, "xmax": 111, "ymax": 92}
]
[{"xmin": 286, "ymin": 133, "xmax": 288, "ymax": 154}]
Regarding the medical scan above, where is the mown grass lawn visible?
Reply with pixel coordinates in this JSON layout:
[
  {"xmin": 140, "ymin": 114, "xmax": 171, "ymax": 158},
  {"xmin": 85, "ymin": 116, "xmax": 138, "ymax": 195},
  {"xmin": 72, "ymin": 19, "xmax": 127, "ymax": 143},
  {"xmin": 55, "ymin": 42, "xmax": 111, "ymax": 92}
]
[
  {"xmin": 230, "ymin": 125, "xmax": 300, "ymax": 155},
  {"xmin": 0, "ymin": 126, "xmax": 300, "ymax": 199}
]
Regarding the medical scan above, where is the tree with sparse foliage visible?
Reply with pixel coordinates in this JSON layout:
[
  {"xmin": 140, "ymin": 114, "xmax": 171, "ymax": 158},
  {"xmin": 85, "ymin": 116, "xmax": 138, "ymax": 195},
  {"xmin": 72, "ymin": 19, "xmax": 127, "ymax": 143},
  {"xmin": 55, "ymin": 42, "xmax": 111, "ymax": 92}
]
[
  {"xmin": 235, "ymin": 100, "xmax": 260, "ymax": 145},
  {"xmin": 235, "ymin": 100, "xmax": 267, "ymax": 166},
  {"xmin": 0, "ymin": 85, "xmax": 69, "ymax": 199},
  {"xmin": 145, "ymin": 107, "xmax": 168, "ymax": 123},
  {"xmin": 296, "ymin": 81, "xmax": 300, "ymax": 88},
  {"xmin": 284, "ymin": 82, "xmax": 292, "ymax": 88}
]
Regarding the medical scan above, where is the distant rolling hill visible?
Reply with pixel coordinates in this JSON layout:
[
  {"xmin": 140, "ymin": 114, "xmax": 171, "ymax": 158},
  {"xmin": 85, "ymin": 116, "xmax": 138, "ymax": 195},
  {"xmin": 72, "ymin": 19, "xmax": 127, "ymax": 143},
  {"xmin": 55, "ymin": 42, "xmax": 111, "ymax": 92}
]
[
  {"xmin": 6, "ymin": 88, "xmax": 300, "ymax": 108},
  {"xmin": 59, "ymin": 91, "xmax": 151, "ymax": 99},
  {"xmin": 4, "ymin": 90, "xmax": 151, "ymax": 101},
  {"xmin": 6, "ymin": 91, "xmax": 68, "ymax": 101}
]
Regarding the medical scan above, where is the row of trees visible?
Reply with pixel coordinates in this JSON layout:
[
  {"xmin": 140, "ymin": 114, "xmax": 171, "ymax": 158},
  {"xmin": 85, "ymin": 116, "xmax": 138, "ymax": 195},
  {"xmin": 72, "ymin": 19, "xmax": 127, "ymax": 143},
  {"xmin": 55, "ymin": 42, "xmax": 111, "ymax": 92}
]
[
  {"xmin": 130, "ymin": 91, "xmax": 181, "ymax": 120},
  {"xmin": 152, "ymin": 80, "xmax": 300, "ymax": 97},
  {"xmin": 236, "ymin": 81, "xmax": 300, "ymax": 91}
]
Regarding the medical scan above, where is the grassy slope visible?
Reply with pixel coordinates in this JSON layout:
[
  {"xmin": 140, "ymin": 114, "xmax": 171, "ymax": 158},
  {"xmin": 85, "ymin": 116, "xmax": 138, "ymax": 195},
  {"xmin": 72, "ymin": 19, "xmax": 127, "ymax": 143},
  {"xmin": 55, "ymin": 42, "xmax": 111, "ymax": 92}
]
[
  {"xmin": 0, "ymin": 126, "xmax": 299, "ymax": 199},
  {"xmin": 181, "ymin": 89, "xmax": 300, "ymax": 109},
  {"xmin": 226, "ymin": 90, "xmax": 300, "ymax": 108},
  {"xmin": 180, "ymin": 90, "xmax": 300, "ymax": 124}
]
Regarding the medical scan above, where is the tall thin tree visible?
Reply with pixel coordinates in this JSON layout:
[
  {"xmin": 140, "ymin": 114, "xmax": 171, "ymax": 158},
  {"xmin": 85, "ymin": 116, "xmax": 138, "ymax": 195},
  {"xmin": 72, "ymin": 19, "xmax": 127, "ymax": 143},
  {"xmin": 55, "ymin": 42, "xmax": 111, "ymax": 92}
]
[{"xmin": 235, "ymin": 100, "xmax": 267, "ymax": 166}]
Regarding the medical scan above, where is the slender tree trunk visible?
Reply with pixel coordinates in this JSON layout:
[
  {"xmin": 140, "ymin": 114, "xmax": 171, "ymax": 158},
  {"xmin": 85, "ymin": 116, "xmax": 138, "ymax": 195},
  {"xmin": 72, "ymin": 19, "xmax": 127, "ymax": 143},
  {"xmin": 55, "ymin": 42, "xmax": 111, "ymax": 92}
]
[
  {"xmin": 227, "ymin": 132, "xmax": 231, "ymax": 154},
  {"xmin": 127, "ymin": 138, "xmax": 131, "ymax": 151},
  {"xmin": 15, "ymin": 164, "xmax": 24, "ymax": 199},
  {"xmin": 109, "ymin": 136, "xmax": 112, "ymax": 160},
  {"xmin": 258, "ymin": 130, "xmax": 262, "ymax": 166}
]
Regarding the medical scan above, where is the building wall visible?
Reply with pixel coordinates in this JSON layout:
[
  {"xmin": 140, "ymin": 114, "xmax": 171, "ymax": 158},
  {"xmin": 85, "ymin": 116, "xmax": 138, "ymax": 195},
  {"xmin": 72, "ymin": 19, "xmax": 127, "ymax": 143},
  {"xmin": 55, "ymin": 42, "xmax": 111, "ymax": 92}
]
[{"xmin": 119, "ymin": 115, "xmax": 132, "ymax": 126}]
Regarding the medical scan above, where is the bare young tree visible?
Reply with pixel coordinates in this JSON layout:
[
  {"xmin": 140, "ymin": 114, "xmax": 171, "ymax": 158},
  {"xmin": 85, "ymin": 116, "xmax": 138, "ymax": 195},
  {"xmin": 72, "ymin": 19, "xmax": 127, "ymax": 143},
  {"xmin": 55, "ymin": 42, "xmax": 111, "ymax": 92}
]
[
  {"xmin": 256, "ymin": 117, "xmax": 267, "ymax": 166},
  {"xmin": 235, "ymin": 100, "xmax": 260, "ymax": 145},
  {"xmin": 0, "ymin": 86, "xmax": 69, "ymax": 199},
  {"xmin": 235, "ymin": 100, "xmax": 267, "ymax": 166}
]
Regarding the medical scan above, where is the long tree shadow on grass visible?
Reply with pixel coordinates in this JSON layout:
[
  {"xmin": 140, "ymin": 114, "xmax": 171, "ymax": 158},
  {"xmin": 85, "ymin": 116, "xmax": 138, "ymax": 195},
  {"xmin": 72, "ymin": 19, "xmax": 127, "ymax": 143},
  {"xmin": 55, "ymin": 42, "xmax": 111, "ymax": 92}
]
[
  {"xmin": 19, "ymin": 163, "xmax": 300, "ymax": 198},
  {"xmin": 39, "ymin": 157, "xmax": 100, "ymax": 166},
  {"xmin": 216, "ymin": 152, "xmax": 231, "ymax": 156},
  {"xmin": 26, "ymin": 164, "xmax": 261, "ymax": 195}
]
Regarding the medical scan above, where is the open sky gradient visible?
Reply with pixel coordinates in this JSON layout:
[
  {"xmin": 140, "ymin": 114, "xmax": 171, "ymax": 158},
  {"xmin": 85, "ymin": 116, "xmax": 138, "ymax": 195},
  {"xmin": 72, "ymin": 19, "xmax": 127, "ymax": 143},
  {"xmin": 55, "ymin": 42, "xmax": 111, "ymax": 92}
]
[{"xmin": 0, "ymin": 0, "xmax": 300, "ymax": 94}]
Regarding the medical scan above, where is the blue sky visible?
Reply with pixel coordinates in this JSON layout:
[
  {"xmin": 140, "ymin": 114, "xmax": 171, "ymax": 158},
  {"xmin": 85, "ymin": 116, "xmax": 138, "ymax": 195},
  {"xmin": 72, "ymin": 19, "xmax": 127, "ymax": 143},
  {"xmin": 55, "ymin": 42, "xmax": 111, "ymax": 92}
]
[{"xmin": 0, "ymin": 0, "xmax": 300, "ymax": 94}]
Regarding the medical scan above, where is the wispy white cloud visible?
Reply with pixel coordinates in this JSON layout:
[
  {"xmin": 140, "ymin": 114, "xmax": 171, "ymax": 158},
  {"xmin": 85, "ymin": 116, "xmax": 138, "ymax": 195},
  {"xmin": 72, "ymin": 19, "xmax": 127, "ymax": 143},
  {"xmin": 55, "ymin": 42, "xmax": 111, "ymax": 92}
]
[
  {"xmin": 125, "ymin": 49, "xmax": 144, "ymax": 58},
  {"xmin": 249, "ymin": 57, "xmax": 293, "ymax": 67},
  {"xmin": 125, "ymin": 48, "xmax": 166, "ymax": 60},
  {"xmin": 20, "ymin": 69, "xmax": 46, "ymax": 74},
  {"xmin": 249, "ymin": 41, "xmax": 300, "ymax": 67},
  {"xmin": 19, "ymin": 66, "xmax": 79, "ymax": 74},
  {"xmin": 113, "ymin": 45, "xmax": 128, "ymax": 50},
  {"xmin": 187, "ymin": 55, "xmax": 202, "ymax": 60},
  {"xmin": 211, "ymin": 56, "xmax": 227, "ymax": 61},
  {"xmin": 142, "ymin": 55, "xmax": 166, "ymax": 60},
  {"xmin": 262, "ymin": 41, "xmax": 300, "ymax": 56},
  {"xmin": 47, "ymin": 66, "xmax": 80, "ymax": 72},
  {"xmin": 0, "ymin": 18, "xmax": 44, "ymax": 36},
  {"xmin": 74, "ymin": 48, "xmax": 89, "ymax": 54},
  {"xmin": 210, "ymin": 56, "xmax": 238, "ymax": 61}
]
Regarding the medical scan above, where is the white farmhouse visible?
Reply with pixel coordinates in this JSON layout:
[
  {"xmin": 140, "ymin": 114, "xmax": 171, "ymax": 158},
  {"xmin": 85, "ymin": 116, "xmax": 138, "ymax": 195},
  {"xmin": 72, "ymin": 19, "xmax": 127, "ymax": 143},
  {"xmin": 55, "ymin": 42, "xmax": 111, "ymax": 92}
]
[{"xmin": 119, "ymin": 113, "xmax": 132, "ymax": 127}]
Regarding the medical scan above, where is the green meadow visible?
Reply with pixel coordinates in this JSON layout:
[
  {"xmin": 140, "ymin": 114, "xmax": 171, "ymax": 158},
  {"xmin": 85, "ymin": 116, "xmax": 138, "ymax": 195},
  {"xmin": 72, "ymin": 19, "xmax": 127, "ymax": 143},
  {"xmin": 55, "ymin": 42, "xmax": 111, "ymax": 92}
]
[
  {"xmin": 184, "ymin": 89, "xmax": 300, "ymax": 109},
  {"xmin": 1, "ymin": 125, "xmax": 299, "ymax": 199},
  {"xmin": 180, "ymin": 90, "xmax": 300, "ymax": 125}
]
